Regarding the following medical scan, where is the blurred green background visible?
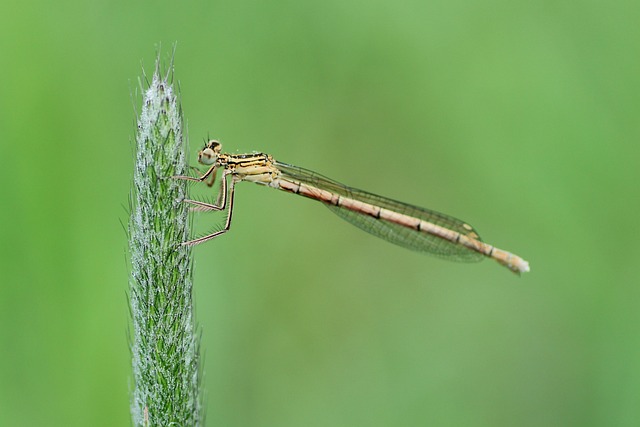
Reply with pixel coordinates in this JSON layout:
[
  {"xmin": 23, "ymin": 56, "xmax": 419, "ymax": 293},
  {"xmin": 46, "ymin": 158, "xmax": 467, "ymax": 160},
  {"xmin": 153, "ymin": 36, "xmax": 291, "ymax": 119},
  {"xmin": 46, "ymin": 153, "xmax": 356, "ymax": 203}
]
[{"xmin": 1, "ymin": 0, "xmax": 638, "ymax": 426}]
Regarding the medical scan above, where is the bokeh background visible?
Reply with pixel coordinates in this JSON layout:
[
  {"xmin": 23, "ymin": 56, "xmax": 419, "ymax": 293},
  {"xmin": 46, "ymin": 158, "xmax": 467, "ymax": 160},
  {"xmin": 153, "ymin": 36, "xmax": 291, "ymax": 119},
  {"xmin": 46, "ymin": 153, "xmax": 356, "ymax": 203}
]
[{"xmin": 1, "ymin": 0, "xmax": 638, "ymax": 426}]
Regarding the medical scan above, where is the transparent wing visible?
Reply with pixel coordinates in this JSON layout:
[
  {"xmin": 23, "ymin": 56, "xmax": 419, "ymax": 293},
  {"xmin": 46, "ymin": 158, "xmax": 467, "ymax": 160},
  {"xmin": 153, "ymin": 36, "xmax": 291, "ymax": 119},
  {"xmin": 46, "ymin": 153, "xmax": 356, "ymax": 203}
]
[{"xmin": 275, "ymin": 161, "xmax": 484, "ymax": 262}]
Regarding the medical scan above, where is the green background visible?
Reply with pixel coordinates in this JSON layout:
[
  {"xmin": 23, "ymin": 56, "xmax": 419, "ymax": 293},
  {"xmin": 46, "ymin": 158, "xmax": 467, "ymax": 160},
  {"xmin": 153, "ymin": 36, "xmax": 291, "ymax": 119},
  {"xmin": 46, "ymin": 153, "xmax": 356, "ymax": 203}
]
[{"xmin": 1, "ymin": 0, "xmax": 638, "ymax": 426}]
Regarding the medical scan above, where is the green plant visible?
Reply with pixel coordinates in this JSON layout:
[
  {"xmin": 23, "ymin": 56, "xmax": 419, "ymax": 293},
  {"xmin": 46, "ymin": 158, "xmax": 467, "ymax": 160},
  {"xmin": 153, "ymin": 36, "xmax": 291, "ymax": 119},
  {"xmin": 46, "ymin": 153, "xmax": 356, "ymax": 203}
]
[{"xmin": 128, "ymin": 57, "xmax": 202, "ymax": 427}]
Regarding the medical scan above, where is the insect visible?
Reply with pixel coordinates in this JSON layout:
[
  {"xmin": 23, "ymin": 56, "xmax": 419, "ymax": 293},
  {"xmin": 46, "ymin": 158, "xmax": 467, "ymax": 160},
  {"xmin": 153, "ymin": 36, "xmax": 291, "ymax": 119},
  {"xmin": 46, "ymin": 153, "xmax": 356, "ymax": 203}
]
[{"xmin": 174, "ymin": 140, "xmax": 530, "ymax": 274}]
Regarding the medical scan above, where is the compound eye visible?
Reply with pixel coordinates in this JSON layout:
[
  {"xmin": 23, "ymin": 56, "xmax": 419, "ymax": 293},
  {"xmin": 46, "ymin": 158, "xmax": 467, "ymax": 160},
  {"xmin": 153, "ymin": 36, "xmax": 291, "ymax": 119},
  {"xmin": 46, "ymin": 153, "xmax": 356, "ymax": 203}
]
[{"xmin": 198, "ymin": 147, "xmax": 217, "ymax": 165}]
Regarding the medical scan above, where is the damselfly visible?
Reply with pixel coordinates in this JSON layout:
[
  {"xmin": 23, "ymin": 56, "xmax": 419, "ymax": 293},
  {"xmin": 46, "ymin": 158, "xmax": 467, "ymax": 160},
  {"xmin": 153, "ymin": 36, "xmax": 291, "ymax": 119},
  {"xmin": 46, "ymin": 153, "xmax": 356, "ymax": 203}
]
[{"xmin": 174, "ymin": 140, "xmax": 530, "ymax": 274}]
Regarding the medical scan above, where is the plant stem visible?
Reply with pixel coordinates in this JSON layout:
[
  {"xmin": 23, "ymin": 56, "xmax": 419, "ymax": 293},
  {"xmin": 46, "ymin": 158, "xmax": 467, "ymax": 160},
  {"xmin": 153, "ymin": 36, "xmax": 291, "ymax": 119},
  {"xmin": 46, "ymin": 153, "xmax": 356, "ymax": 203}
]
[{"xmin": 129, "ymin": 57, "xmax": 202, "ymax": 427}]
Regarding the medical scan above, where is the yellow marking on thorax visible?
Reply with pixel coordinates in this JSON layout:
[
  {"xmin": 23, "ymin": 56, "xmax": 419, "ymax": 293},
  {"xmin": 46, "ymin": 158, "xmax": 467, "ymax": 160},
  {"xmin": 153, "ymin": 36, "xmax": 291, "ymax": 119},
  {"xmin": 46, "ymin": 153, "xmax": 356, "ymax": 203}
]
[{"xmin": 223, "ymin": 153, "xmax": 280, "ymax": 185}]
